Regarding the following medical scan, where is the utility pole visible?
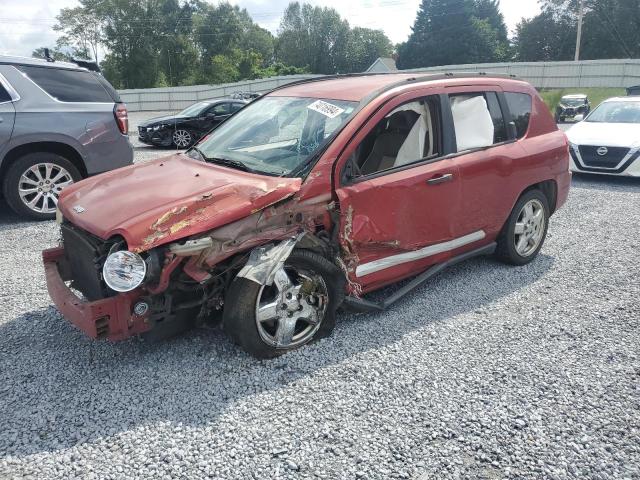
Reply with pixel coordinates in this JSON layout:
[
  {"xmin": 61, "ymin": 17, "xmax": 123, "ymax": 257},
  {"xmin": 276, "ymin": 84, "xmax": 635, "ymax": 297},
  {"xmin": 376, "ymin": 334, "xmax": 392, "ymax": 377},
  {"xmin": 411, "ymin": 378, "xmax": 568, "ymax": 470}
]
[{"xmin": 574, "ymin": 0, "xmax": 584, "ymax": 61}]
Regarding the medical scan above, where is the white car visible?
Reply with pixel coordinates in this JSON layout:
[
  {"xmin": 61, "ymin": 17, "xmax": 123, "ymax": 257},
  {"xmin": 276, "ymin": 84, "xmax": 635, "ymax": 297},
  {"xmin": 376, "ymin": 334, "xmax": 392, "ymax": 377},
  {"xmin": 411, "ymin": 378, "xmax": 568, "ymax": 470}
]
[{"xmin": 566, "ymin": 96, "xmax": 640, "ymax": 177}]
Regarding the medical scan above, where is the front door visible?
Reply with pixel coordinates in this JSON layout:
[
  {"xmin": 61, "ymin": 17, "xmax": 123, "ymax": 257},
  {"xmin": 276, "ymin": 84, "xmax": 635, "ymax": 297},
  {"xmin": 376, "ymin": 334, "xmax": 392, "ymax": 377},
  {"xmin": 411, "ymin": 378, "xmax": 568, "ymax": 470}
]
[{"xmin": 335, "ymin": 92, "xmax": 467, "ymax": 292}]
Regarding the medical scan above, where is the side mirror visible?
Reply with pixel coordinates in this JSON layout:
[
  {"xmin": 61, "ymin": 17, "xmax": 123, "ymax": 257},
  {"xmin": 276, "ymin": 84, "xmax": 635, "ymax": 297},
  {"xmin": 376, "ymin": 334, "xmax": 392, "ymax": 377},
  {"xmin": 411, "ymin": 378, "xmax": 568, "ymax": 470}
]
[{"xmin": 574, "ymin": 114, "xmax": 584, "ymax": 122}]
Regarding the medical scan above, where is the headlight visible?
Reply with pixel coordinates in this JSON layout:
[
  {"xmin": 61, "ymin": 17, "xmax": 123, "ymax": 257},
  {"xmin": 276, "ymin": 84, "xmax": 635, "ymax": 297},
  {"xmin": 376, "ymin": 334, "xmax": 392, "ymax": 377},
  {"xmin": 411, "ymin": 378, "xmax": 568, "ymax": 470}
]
[{"xmin": 102, "ymin": 250, "xmax": 147, "ymax": 292}]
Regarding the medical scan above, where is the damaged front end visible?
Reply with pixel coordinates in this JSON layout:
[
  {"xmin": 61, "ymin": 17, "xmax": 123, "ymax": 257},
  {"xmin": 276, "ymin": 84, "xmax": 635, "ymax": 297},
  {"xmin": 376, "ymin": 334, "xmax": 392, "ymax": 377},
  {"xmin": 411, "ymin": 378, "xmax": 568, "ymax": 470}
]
[{"xmin": 43, "ymin": 191, "xmax": 340, "ymax": 341}]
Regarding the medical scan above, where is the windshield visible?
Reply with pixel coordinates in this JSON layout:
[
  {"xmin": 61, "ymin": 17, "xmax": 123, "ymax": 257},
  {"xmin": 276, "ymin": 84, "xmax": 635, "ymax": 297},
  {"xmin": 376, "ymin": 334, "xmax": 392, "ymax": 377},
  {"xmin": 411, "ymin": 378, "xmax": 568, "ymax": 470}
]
[
  {"xmin": 178, "ymin": 101, "xmax": 211, "ymax": 117},
  {"xmin": 585, "ymin": 101, "xmax": 640, "ymax": 123},
  {"xmin": 561, "ymin": 98, "xmax": 586, "ymax": 107},
  {"xmin": 195, "ymin": 96, "xmax": 357, "ymax": 176}
]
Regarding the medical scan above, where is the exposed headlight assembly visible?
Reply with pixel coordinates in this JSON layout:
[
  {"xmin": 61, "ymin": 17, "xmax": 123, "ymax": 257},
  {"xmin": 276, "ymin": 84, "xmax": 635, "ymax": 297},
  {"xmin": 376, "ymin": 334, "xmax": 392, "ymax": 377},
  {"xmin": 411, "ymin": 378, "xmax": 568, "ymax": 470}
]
[{"xmin": 102, "ymin": 250, "xmax": 147, "ymax": 292}]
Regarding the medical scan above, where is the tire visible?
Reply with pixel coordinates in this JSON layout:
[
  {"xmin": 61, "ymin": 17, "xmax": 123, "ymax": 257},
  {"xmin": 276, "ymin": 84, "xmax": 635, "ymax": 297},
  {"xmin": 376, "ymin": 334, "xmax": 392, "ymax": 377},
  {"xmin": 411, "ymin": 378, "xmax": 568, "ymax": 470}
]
[
  {"xmin": 2, "ymin": 152, "xmax": 82, "ymax": 220},
  {"xmin": 496, "ymin": 189, "xmax": 550, "ymax": 266},
  {"xmin": 171, "ymin": 129, "xmax": 194, "ymax": 149},
  {"xmin": 223, "ymin": 250, "xmax": 346, "ymax": 359}
]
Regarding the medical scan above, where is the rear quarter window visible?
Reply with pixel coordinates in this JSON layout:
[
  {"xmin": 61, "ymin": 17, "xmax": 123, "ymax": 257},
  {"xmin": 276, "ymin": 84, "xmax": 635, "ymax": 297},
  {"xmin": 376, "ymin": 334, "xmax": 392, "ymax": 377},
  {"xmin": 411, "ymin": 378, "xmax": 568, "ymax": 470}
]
[
  {"xmin": 17, "ymin": 65, "xmax": 114, "ymax": 103},
  {"xmin": 504, "ymin": 92, "xmax": 532, "ymax": 139},
  {"xmin": 0, "ymin": 83, "xmax": 11, "ymax": 103}
]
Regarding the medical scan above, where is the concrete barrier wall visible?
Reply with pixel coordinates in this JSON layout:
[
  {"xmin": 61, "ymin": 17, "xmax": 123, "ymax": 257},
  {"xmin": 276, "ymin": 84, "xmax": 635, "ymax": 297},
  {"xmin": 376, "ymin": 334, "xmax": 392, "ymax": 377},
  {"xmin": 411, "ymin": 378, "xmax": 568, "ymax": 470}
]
[
  {"xmin": 403, "ymin": 59, "xmax": 640, "ymax": 89},
  {"xmin": 119, "ymin": 59, "xmax": 640, "ymax": 111},
  {"xmin": 118, "ymin": 74, "xmax": 320, "ymax": 111}
]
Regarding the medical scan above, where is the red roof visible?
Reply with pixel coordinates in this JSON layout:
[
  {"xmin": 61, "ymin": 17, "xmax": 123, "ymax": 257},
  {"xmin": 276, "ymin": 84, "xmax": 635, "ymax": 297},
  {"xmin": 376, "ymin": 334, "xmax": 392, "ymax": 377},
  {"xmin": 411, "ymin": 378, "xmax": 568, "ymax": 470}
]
[
  {"xmin": 269, "ymin": 74, "xmax": 418, "ymax": 102},
  {"xmin": 268, "ymin": 73, "xmax": 530, "ymax": 102}
]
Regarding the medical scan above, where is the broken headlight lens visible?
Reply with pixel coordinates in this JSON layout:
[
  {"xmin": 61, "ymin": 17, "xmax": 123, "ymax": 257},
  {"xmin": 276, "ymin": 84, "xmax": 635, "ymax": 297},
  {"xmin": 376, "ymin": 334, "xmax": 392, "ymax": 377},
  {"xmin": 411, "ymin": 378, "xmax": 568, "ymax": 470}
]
[{"xmin": 102, "ymin": 250, "xmax": 147, "ymax": 292}]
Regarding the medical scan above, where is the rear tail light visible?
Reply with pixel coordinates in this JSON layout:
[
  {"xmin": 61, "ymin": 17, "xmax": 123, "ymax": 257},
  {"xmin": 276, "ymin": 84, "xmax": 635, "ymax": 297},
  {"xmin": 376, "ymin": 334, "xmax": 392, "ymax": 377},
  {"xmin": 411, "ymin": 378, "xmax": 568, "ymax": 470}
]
[{"xmin": 114, "ymin": 103, "xmax": 129, "ymax": 135}]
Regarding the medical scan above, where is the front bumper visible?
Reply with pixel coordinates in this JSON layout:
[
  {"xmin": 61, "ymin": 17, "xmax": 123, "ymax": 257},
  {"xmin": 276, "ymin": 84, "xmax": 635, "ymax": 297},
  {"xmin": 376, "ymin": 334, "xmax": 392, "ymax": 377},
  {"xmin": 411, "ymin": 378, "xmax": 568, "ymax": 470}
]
[
  {"xmin": 138, "ymin": 127, "xmax": 172, "ymax": 147},
  {"xmin": 569, "ymin": 146, "xmax": 640, "ymax": 177},
  {"xmin": 42, "ymin": 247, "xmax": 151, "ymax": 341}
]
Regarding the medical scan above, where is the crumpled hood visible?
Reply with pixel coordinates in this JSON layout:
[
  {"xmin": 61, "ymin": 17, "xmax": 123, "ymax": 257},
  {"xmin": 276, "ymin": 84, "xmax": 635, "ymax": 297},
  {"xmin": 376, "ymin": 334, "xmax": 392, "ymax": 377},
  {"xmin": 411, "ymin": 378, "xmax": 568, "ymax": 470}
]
[
  {"xmin": 58, "ymin": 154, "xmax": 301, "ymax": 252},
  {"xmin": 566, "ymin": 121, "xmax": 640, "ymax": 148}
]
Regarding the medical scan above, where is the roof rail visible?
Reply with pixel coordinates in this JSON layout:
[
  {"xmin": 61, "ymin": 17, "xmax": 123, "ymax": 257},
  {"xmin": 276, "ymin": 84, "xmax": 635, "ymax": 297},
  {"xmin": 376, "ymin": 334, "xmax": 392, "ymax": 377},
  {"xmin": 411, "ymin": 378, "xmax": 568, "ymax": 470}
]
[{"xmin": 262, "ymin": 71, "xmax": 523, "ymax": 101}]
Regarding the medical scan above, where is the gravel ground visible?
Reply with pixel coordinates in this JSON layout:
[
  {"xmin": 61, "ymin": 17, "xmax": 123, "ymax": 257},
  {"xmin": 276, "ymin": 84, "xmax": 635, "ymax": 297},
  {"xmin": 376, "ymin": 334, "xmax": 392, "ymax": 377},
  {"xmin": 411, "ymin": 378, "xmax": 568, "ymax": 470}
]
[{"xmin": 1, "ymin": 144, "xmax": 639, "ymax": 479}]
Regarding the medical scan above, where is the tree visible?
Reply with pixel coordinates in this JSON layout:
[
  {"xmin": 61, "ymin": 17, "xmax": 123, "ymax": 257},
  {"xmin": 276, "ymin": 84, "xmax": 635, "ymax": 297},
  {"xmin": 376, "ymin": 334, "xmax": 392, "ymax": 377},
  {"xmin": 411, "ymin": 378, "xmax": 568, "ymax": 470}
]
[
  {"xmin": 31, "ymin": 47, "xmax": 74, "ymax": 62},
  {"xmin": 276, "ymin": 2, "xmax": 392, "ymax": 74},
  {"xmin": 276, "ymin": 2, "xmax": 350, "ymax": 74},
  {"xmin": 514, "ymin": 0, "xmax": 640, "ymax": 61},
  {"xmin": 48, "ymin": 0, "xmax": 328, "ymax": 88},
  {"xmin": 344, "ymin": 27, "xmax": 394, "ymax": 73},
  {"xmin": 397, "ymin": 0, "xmax": 502, "ymax": 69},
  {"xmin": 473, "ymin": 0, "xmax": 511, "ymax": 61},
  {"xmin": 512, "ymin": 9, "xmax": 576, "ymax": 61},
  {"xmin": 54, "ymin": 6, "xmax": 103, "ymax": 62}
]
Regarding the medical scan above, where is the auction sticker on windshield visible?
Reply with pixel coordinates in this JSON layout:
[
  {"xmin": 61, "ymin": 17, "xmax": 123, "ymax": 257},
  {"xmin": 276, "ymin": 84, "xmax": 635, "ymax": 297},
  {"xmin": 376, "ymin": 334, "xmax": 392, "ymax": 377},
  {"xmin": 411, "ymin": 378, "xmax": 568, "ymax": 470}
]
[{"xmin": 308, "ymin": 99, "xmax": 345, "ymax": 118}]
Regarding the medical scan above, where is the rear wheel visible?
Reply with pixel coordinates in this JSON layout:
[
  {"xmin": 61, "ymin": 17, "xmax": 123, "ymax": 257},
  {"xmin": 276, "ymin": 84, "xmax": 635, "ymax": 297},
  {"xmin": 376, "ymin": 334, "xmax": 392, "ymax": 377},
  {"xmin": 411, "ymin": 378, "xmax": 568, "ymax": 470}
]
[
  {"xmin": 223, "ymin": 250, "xmax": 345, "ymax": 359},
  {"xmin": 3, "ymin": 152, "xmax": 81, "ymax": 220},
  {"xmin": 496, "ymin": 189, "xmax": 549, "ymax": 266}
]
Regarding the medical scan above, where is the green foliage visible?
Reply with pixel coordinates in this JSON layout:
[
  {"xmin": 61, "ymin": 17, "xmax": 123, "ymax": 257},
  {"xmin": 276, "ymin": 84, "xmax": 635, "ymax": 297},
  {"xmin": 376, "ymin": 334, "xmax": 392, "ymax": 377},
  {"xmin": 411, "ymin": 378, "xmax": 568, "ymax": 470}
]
[
  {"xmin": 275, "ymin": 2, "xmax": 393, "ymax": 74},
  {"xmin": 512, "ymin": 9, "xmax": 576, "ymax": 61},
  {"xmin": 31, "ymin": 47, "xmax": 74, "ymax": 62},
  {"xmin": 51, "ymin": 0, "xmax": 303, "ymax": 89},
  {"xmin": 515, "ymin": 0, "xmax": 640, "ymax": 61},
  {"xmin": 539, "ymin": 88, "xmax": 626, "ymax": 112},
  {"xmin": 345, "ymin": 27, "xmax": 394, "ymax": 73},
  {"xmin": 54, "ymin": 6, "xmax": 102, "ymax": 62},
  {"xmin": 397, "ymin": 0, "xmax": 510, "ymax": 69}
]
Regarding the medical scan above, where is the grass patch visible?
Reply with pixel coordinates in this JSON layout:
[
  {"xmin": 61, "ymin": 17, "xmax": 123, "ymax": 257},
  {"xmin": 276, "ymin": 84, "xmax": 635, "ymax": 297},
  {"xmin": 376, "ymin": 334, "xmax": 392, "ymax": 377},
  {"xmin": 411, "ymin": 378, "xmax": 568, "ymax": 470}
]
[{"xmin": 538, "ymin": 87, "xmax": 626, "ymax": 112}]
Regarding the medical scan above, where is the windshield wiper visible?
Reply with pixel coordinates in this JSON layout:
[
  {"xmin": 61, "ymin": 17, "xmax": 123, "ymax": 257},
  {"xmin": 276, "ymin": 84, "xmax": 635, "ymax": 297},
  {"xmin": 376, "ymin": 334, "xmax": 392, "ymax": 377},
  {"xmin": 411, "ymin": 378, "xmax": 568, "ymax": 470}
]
[{"xmin": 204, "ymin": 156, "xmax": 256, "ymax": 173}]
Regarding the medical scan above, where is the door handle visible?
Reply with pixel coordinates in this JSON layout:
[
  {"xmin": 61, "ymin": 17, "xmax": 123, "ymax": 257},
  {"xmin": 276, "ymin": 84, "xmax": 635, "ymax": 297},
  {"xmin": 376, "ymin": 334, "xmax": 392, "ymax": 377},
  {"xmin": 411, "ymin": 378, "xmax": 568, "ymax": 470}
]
[{"xmin": 427, "ymin": 173, "xmax": 453, "ymax": 185}]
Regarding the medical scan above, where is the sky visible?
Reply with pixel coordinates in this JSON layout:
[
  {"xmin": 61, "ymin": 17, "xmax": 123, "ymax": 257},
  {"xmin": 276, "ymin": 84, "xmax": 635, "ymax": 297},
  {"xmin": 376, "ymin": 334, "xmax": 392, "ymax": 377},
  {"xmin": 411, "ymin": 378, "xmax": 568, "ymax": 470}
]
[{"xmin": 0, "ymin": 0, "xmax": 542, "ymax": 58}]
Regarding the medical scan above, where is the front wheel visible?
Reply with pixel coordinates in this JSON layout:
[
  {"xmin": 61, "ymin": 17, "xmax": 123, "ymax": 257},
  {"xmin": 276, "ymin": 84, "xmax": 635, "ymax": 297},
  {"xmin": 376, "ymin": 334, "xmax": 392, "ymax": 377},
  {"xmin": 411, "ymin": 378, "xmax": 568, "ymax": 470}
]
[
  {"xmin": 496, "ymin": 189, "xmax": 549, "ymax": 266},
  {"xmin": 223, "ymin": 250, "xmax": 345, "ymax": 359},
  {"xmin": 172, "ymin": 129, "xmax": 194, "ymax": 148}
]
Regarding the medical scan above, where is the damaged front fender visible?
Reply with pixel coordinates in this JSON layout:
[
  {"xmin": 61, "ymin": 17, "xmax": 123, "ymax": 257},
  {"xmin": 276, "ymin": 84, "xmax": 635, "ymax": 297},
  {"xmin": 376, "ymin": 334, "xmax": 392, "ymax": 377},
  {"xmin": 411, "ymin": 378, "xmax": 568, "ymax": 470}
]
[{"xmin": 237, "ymin": 233, "xmax": 304, "ymax": 285}]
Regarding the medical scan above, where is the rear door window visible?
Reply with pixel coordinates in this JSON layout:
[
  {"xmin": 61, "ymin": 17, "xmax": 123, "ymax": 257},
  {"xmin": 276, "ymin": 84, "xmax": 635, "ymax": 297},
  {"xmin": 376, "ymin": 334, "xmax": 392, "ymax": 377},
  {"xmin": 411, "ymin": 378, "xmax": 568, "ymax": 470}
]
[
  {"xmin": 504, "ymin": 92, "xmax": 532, "ymax": 138},
  {"xmin": 449, "ymin": 92, "xmax": 507, "ymax": 150},
  {"xmin": 17, "ymin": 65, "xmax": 113, "ymax": 103}
]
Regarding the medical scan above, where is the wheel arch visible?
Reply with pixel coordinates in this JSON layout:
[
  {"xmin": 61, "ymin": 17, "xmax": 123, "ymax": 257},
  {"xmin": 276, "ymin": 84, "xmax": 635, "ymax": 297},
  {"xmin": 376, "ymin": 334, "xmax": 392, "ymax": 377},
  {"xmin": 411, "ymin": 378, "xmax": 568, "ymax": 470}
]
[
  {"xmin": 498, "ymin": 179, "xmax": 557, "ymax": 238},
  {"xmin": 521, "ymin": 179, "xmax": 558, "ymax": 215},
  {"xmin": 0, "ymin": 142, "xmax": 87, "ymax": 191}
]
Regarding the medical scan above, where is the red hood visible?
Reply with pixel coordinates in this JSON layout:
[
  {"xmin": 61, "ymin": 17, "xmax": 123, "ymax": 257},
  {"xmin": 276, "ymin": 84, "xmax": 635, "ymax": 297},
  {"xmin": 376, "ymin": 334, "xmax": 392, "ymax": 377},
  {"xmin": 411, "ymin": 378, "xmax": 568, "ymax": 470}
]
[{"xmin": 59, "ymin": 154, "xmax": 301, "ymax": 252}]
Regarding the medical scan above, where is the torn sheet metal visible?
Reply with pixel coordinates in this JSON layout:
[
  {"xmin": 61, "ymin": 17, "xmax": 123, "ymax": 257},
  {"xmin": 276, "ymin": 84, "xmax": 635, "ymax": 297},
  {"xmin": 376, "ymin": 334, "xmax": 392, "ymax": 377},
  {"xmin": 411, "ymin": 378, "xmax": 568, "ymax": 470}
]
[{"xmin": 237, "ymin": 233, "xmax": 304, "ymax": 285}]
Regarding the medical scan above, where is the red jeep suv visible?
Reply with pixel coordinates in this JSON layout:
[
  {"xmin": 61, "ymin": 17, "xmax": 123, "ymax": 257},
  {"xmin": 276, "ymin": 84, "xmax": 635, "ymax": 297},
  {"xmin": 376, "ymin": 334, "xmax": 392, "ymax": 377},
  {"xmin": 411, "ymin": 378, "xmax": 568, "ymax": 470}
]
[{"xmin": 43, "ymin": 73, "xmax": 571, "ymax": 358}]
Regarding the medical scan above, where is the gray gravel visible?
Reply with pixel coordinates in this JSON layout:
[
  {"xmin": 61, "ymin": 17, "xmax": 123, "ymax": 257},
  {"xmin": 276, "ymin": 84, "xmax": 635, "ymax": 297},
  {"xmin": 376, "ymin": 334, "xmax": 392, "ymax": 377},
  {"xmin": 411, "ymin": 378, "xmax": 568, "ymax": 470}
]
[{"xmin": 1, "ymin": 160, "xmax": 639, "ymax": 479}]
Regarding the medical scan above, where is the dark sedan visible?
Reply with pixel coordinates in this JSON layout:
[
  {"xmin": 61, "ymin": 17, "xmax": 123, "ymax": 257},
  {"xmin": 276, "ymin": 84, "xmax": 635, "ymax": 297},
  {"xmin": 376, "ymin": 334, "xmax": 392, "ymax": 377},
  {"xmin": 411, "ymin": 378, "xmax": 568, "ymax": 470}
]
[{"xmin": 138, "ymin": 99, "xmax": 247, "ymax": 148}]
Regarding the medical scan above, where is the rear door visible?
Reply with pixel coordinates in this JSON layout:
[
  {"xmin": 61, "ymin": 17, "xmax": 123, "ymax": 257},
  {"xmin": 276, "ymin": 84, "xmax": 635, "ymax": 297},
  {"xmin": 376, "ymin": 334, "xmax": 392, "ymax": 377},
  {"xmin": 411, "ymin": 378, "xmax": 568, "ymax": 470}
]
[
  {"xmin": 335, "ymin": 91, "xmax": 465, "ymax": 291},
  {"xmin": 444, "ymin": 86, "xmax": 526, "ymax": 240},
  {"xmin": 0, "ymin": 73, "xmax": 17, "ymax": 153}
]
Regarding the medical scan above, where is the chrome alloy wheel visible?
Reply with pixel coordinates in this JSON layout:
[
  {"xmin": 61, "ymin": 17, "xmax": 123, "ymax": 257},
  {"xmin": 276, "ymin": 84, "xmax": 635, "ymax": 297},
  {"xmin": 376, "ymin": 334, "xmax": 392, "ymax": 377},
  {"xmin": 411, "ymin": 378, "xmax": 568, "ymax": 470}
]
[
  {"xmin": 514, "ymin": 198, "xmax": 546, "ymax": 257},
  {"xmin": 18, "ymin": 163, "xmax": 74, "ymax": 214},
  {"xmin": 172, "ymin": 129, "xmax": 192, "ymax": 148},
  {"xmin": 255, "ymin": 267, "xmax": 328, "ymax": 349}
]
